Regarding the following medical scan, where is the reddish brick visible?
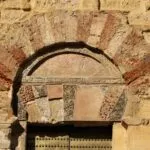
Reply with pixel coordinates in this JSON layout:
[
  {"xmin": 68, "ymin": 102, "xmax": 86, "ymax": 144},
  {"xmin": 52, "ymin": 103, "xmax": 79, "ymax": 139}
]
[
  {"xmin": 123, "ymin": 59, "xmax": 150, "ymax": 84},
  {"xmin": 0, "ymin": 63, "xmax": 12, "ymax": 78},
  {"xmin": 77, "ymin": 12, "xmax": 93, "ymax": 42},
  {"xmin": 10, "ymin": 46, "xmax": 26, "ymax": 64},
  {"xmin": 47, "ymin": 85, "xmax": 63, "ymax": 100},
  {"xmin": 128, "ymin": 76, "xmax": 150, "ymax": 97},
  {"xmin": 74, "ymin": 85, "xmax": 104, "ymax": 121},
  {"xmin": 114, "ymin": 30, "xmax": 143, "ymax": 71},
  {"xmin": 98, "ymin": 14, "xmax": 120, "ymax": 50},
  {"xmin": 24, "ymin": 15, "xmax": 44, "ymax": 51},
  {"xmin": 0, "ymin": 76, "xmax": 12, "ymax": 90},
  {"xmin": 50, "ymin": 11, "xmax": 69, "ymax": 42},
  {"xmin": 0, "ymin": 45, "xmax": 18, "ymax": 71}
]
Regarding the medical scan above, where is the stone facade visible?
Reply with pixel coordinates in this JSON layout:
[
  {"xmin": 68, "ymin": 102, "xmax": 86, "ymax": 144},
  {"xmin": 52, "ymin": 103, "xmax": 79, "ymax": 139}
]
[{"xmin": 0, "ymin": 0, "xmax": 150, "ymax": 149}]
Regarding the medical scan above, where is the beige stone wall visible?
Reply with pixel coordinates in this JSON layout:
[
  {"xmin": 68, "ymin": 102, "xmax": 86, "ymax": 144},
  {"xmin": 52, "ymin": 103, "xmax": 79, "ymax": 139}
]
[
  {"xmin": 0, "ymin": 0, "xmax": 150, "ymax": 27},
  {"xmin": 0, "ymin": 0, "xmax": 149, "ymax": 149},
  {"xmin": 113, "ymin": 123, "xmax": 150, "ymax": 150}
]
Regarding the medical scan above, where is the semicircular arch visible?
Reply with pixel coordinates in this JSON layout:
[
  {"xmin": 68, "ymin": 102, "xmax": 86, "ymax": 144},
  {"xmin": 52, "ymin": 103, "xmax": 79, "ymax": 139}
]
[{"xmin": 12, "ymin": 42, "xmax": 126, "ymax": 123}]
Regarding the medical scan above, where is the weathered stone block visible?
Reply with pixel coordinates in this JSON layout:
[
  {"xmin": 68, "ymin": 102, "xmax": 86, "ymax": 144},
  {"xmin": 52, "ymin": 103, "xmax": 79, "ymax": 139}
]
[
  {"xmin": 0, "ymin": 0, "xmax": 20, "ymax": 9},
  {"xmin": 30, "ymin": 0, "xmax": 80, "ymax": 10},
  {"xmin": 128, "ymin": 10, "xmax": 150, "ymax": 26},
  {"xmin": 122, "ymin": 116, "xmax": 142, "ymax": 125},
  {"xmin": 101, "ymin": 0, "xmax": 141, "ymax": 11},
  {"xmin": 26, "ymin": 101, "xmax": 42, "ymax": 122},
  {"xmin": 18, "ymin": 85, "xmax": 34, "ymax": 104},
  {"xmin": 32, "ymin": 52, "xmax": 121, "ymax": 78},
  {"xmin": 63, "ymin": 85, "xmax": 76, "ymax": 121},
  {"xmin": 80, "ymin": 0, "xmax": 99, "ymax": 10},
  {"xmin": 0, "ymin": 130, "xmax": 11, "ymax": 149},
  {"xmin": 137, "ymin": 100, "xmax": 150, "ymax": 119},
  {"xmin": 36, "ymin": 97, "xmax": 50, "ymax": 122},
  {"xmin": 99, "ymin": 85, "xmax": 125, "ymax": 121},
  {"xmin": 32, "ymin": 85, "xmax": 47, "ymax": 99},
  {"xmin": 1, "ymin": 10, "xmax": 29, "ymax": 23},
  {"xmin": 73, "ymin": 85, "xmax": 105, "ymax": 121},
  {"xmin": 20, "ymin": 0, "xmax": 31, "ymax": 10},
  {"xmin": 0, "ymin": 91, "xmax": 12, "ymax": 122},
  {"xmin": 47, "ymin": 85, "xmax": 63, "ymax": 100},
  {"xmin": 49, "ymin": 99, "xmax": 64, "ymax": 123},
  {"xmin": 128, "ymin": 126, "xmax": 150, "ymax": 150},
  {"xmin": 143, "ymin": 32, "xmax": 150, "ymax": 44}
]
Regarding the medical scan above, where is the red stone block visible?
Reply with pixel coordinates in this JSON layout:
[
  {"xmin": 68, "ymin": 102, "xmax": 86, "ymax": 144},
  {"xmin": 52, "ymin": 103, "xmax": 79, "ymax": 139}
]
[
  {"xmin": 77, "ymin": 12, "xmax": 93, "ymax": 42},
  {"xmin": 123, "ymin": 59, "xmax": 150, "ymax": 84},
  {"xmin": 10, "ymin": 46, "xmax": 26, "ymax": 65},
  {"xmin": 73, "ymin": 85, "xmax": 104, "ymax": 121},
  {"xmin": 47, "ymin": 85, "xmax": 63, "ymax": 100},
  {"xmin": 99, "ymin": 14, "xmax": 120, "ymax": 50}
]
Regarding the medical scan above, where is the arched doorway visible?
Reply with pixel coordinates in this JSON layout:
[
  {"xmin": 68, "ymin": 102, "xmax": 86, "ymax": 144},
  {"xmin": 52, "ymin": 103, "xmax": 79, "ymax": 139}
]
[{"xmin": 13, "ymin": 42, "xmax": 126, "ymax": 149}]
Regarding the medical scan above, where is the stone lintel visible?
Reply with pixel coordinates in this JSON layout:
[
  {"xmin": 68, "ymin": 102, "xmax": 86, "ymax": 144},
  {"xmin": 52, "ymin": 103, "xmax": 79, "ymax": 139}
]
[{"xmin": 22, "ymin": 77, "xmax": 125, "ymax": 85}]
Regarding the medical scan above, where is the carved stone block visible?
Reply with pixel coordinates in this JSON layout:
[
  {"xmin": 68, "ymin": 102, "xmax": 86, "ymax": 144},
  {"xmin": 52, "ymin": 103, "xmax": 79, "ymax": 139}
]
[
  {"xmin": 18, "ymin": 102, "xmax": 27, "ymax": 121},
  {"xmin": 18, "ymin": 85, "xmax": 35, "ymax": 104},
  {"xmin": 26, "ymin": 101, "xmax": 42, "ymax": 122},
  {"xmin": 49, "ymin": 99, "xmax": 64, "ymax": 123},
  {"xmin": 47, "ymin": 85, "xmax": 63, "ymax": 100},
  {"xmin": 109, "ymin": 91, "xmax": 127, "ymax": 121},
  {"xmin": 36, "ymin": 97, "xmax": 50, "ymax": 122},
  {"xmin": 99, "ymin": 85, "xmax": 126, "ymax": 121},
  {"xmin": 32, "ymin": 85, "xmax": 47, "ymax": 99},
  {"xmin": 74, "ymin": 85, "xmax": 105, "ymax": 121},
  {"xmin": 63, "ymin": 85, "xmax": 76, "ymax": 121}
]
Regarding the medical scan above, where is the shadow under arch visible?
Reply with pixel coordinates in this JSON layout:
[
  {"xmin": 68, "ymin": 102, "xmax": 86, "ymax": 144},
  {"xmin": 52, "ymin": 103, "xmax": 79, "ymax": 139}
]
[{"xmin": 12, "ymin": 41, "xmax": 123, "ymax": 116}]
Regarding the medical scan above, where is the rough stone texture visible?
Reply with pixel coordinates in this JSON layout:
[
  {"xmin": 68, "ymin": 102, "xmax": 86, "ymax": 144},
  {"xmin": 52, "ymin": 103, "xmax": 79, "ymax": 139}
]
[
  {"xmin": 63, "ymin": 85, "xmax": 76, "ymax": 121},
  {"xmin": 18, "ymin": 85, "xmax": 35, "ymax": 104},
  {"xmin": 143, "ymin": 32, "xmax": 150, "ymax": 44},
  {"xmin": 101, "ymin": 0, "xmax": 141, "ymax": 11},
  {"xmin": 0, "ymin": 126, "xmax": 11, "ymax": 149},
  {"xmin": 32, "ymin": 85, "xmax": 47, "ymax": 99},
  {"xmin": 109, "ymin": 91, "xmax": 127, "ymax": 121},
  {"xmin": 0, "ymin": 91, "xmax": 13, "ymax": 122},
  {"xmin": 26, "ymin": 96, "xmax": 64, "ymax": 123},
  {"xmin": 49, "ymin": 99, "xmax": 64, "ymax": 123},
  {"xmin": 128, "ymin": 9, "xmax": 150, "ymax": 26},
  {"xmin": 36, "ymin": 97, "xmax": 50, "ymax": 122},
  {"xmin": 127, "ymin": 126, "xmax": 150, "ymax": 150},
  {"xmin": 26, "ymin": 101, "xmax": 42, "ymax": 122},
  {"xmin": 99, "ymin": 85, "xmax": 125, "ymax": 120},
  {"xmin": 80, "ymin": 0, "xmax": 100, "ymax": 10},
  {"xmin": 1, "ymin": 10, "xmax": 30, "ymax": 24}
]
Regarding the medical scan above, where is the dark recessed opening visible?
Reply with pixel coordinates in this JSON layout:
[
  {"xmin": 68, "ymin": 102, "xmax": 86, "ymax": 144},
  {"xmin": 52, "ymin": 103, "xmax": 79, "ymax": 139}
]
[{"xmin": 27, "ymin": 124, "xmax": 112, "ymax": 150}]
